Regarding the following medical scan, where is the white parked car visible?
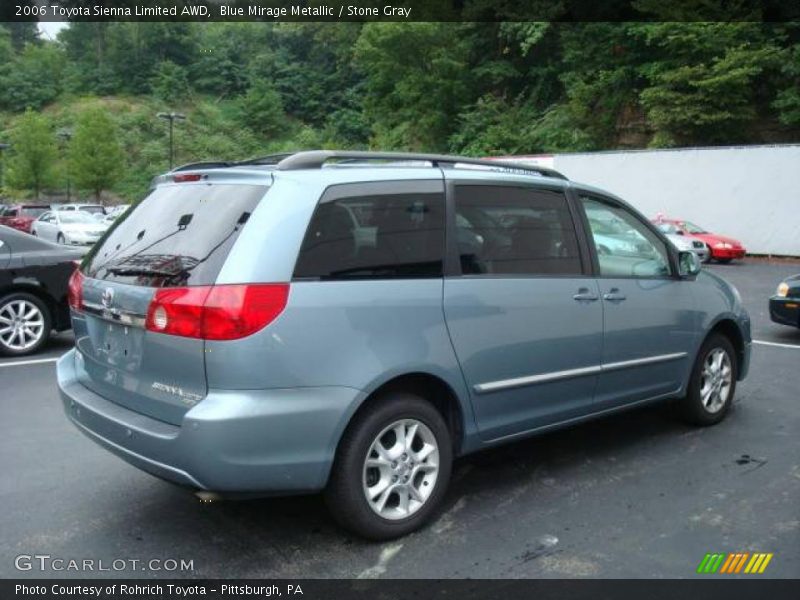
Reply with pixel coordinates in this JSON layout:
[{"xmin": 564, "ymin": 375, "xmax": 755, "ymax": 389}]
[
  {"xmin": 655, "ymin": 222, "xmax": 710, "ymax": 262},
  {"xmin": 55, "ymin": 203, "xmax": 106, "ymax": 216},
  {"xmin": 31, "ymin": 210, "xmax": 109, "ymax": 246}
]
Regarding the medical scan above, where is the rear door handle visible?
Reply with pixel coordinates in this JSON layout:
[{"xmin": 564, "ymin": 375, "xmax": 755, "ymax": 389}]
[
  {"xmin": 573, "ymin": 288, "xmax": 599, "ymax": 302},
  {"xmin": 603, "ymin": 288, "xmax": 627, "ymax": 302}
]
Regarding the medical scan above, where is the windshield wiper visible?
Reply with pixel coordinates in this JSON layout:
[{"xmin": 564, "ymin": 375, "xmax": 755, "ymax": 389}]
[{"xmin": 106, "ymin": 266, "xmax": 181, "ymax": 277}]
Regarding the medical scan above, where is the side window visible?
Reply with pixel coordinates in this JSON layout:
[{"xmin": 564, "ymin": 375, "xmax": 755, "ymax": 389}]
[
  {"xmin": 5, "ymin": 208, "xmax": 17, "ymax": 217},
  {"xmin": 454, "ymin": 185, "xmax": 582, "ymax": 276},
  {"xmin": 580, "ymin": 196, "xmax": 671, "ymax": 278},
  {"xmin": 39, "ymin": 212, "xmax": 51, "ymax": 221},
  {"xmin": 294, "ymin": 183, "xmax": 445, "ymax": 280}
]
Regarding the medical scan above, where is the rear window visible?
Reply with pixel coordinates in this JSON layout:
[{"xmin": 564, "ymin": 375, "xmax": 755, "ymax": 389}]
[
  {"xmin": 84, "ymin": 184, "xmax": 268, "ymax": 287},
  {"xmin": 20, "ymin": 206, "xmax": 47, "ymax": 218}
]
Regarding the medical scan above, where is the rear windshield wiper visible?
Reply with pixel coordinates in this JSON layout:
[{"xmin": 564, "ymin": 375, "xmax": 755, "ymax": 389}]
[{"xmin": 106, "ymin": 267, "xmax": 182, "ymax": 277}]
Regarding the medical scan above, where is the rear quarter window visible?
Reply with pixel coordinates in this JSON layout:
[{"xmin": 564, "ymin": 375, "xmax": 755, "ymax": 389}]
[
  {"xmin": 84, "ymin": 183, "xmax": 268, "ymax": 287},
  {"xmin": 294, "ymin": 181, "xmax": 445, "ymax": 280}
]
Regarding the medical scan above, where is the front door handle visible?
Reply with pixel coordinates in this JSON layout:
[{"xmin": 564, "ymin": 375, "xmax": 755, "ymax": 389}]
[
  {"xmin": 573, "ymin": 288, "xmax": 599, "ymax": 302},
  {"xmin": 603, "ymin": 288, "xmax": 627, "ymax": 302}
]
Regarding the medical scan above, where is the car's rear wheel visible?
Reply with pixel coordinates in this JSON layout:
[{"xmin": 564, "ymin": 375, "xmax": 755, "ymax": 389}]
[
  {"xmin": 325, "ymin": 392, "xmax": 452, "ymax": 540},
  {"xmin": 0, "ymin": 292, "xmax": 52, "ymax": 357},
  {"xmin": 716, "ymin": 258, "xmax": 732, "ymax": 264},
  {"xmin": 678, "ymin": 333, "xmax": 737, "ymax": 426}
]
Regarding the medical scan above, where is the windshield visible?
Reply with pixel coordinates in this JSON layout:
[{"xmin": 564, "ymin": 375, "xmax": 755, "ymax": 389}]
[
  {"xmin": 681, "ymin": 221, "xmax": 707, "ymax": 234},
  {"xmin": 83, "ymin": 183, "xmax": 268, "ymax": 287},
  {"xmin": 78, "ymin": 205, "xmax": 105, "ymax": 214},
  {"xmin": 657, "ymin": 223, "xmax": 680, "ymax": 234},
  {"xmin": 60, "ymin": 211, "xmax": 98, "ymax": 224}
]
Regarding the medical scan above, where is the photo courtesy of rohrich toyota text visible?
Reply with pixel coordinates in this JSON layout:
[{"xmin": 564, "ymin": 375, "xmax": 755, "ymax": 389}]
[{"xmin": 0, "ymin": 1, "xmax": 798, "ymax": 599}]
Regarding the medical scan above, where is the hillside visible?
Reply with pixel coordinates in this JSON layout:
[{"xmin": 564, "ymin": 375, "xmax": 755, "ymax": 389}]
[{"xmin": 1, "ymin": 21, "xmax": 799, "ymax": 202}]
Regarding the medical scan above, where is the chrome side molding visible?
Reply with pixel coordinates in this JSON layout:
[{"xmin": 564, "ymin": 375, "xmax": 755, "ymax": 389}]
[{"xmin": 473, "ymin": 352, "xmax": 688, "ymax": 394}]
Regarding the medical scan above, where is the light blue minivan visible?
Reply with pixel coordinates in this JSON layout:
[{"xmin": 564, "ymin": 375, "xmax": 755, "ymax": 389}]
[{"xmin": 57, "ymin": 151, "xmax": 751, "ymax": 539}]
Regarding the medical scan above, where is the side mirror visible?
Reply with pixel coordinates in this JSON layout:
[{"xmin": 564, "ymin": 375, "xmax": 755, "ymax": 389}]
[{"xmin": 678, "ymin": 251, "xmax": 701, "ymax": 278}]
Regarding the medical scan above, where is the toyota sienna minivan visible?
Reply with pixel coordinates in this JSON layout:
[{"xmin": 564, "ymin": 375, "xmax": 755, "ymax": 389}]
[{"xmin": 58, "ymin": 151, "xmax": 751, "ymax": 539}]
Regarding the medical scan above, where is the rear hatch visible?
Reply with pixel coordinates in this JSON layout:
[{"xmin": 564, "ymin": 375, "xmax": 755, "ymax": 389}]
[{"xmin": 73, "ymin": 181, "xmax": 268, "ymax": 425}]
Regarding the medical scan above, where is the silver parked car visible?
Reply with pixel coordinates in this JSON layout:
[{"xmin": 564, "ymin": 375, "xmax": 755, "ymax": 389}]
[
  {"xmin": 58, "ymin": 151, "xmax": 751, "ymax": 539},
  {"xmin": 656, "ymin": 221, "xmax": 710, "ymax": 262},
  {"xmin": 32, "ymin": 210, "xmax": 109, "ymax": 246}
]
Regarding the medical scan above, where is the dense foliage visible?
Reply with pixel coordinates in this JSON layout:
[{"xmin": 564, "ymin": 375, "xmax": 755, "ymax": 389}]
[{"xmin": 0, "ymin": 20, "xmax": 797, "ymax": 201}]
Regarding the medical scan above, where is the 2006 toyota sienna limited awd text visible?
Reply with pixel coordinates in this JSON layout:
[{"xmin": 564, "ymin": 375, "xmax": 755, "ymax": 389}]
[{"xmin": 57, "ymin": 151, "xmax": 751, "ymax": 539}]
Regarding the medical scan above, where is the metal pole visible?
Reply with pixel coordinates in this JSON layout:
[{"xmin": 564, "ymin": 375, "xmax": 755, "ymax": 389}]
[
  {"xmin": 157, "ymin": 112, "xmax": 186, "ymax": 170},
  {"xmin": 57, "ymin": 131, "xmax": 72, "ymax": 202},
  {"xmin": 0, "ymin": 143, "xmax": 9, "ymax": 193}
]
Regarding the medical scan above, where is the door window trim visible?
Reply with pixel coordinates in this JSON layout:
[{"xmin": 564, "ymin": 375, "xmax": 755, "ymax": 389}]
[{"xmin": 444, "ymin": 179, "xmax": 593, "ymax": 279}]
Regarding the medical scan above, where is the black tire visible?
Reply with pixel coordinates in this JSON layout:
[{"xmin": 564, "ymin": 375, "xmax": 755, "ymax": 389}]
[
  {"xmin": 678, "ymin": 333, "xmax": 737, "ymax": 426},
  {"xmin": 56, "ymin": 233, "xmax": 65, "ymax": 244},
  {"xmin": 325, "ymin": 392, "xmax": 453, "ymax": 540},
  {"xmin": 716, "ymin": 258, "xmax": 732, "ymax": 264},
  {"xmin": 0, "ymin": 292, "xmax": 52, "ymax": 357}
]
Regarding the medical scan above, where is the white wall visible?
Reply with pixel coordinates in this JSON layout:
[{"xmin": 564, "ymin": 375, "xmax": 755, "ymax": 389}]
[{"xmin": 551, "ymin": 145, "xmax": 800, "ymax": 256}]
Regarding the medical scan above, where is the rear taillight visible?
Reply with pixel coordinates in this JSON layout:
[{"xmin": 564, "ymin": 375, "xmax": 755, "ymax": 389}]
[
  {"xmin": 67, "ymin": 269, "xmax": 84, "ymax": 311},
  {"xmin": 145, "ymin": 284, "xmax": 289, "ymax": 341}
]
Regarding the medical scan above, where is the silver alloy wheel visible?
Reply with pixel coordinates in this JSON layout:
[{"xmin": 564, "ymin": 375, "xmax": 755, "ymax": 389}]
[
  {"xmin": 362, "ymin": 419, "xmax": 440, "ymax": 521},
  {"xmin": 0, "ymin": 299, "xmax": 46, "ymax": 351},
  {"xmin": 700, "ymin": 347, "xmax": 732, "ymax": 413}
]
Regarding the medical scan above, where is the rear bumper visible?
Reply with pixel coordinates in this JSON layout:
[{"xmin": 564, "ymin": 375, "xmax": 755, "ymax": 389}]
[
  {"xmin": 769, "ymin": 297, "xmax": 800, "ymax": 328},
  {"xmin": 57, "ymin": 350, "xmax": 362, "ymax": 494}
]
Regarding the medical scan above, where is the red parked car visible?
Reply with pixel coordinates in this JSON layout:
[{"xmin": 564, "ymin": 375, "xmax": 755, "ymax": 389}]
[
  {"xmin": 0, "ymin": 204, "xmax": 49, "ymax": 234},
  {"xmin": 652, "ymin": 217, "xmax": 746, "ymax": 263}
]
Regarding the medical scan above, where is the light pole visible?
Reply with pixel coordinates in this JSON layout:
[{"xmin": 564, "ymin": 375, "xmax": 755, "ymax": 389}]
[
  {"xmin": 57, "ymin": 130, "xmax": 72, "ymax": 202},
  {"xmin": 0, "ymin": 143, "xmax": 9, "ymax": 194},
  {"xmin": 156, "ymin": 112, "xmax": 186, "ymax": 169}
]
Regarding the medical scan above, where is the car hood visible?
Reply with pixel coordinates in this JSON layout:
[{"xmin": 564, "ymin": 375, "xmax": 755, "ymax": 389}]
[{"xmin": 690, "ymin": 233, "xmax": 743, "ymax": 247}]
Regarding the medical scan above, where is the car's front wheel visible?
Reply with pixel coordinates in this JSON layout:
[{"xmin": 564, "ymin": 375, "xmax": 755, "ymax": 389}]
[
  {"xmin": 0, "ymin": 292, "xmax": 52, "ymax": 357},
  {"xmin": 678, "ymin": 333, "xmax": 737, "ymax": 426},
  {"xmin": 325, "ymin": 392, "xmax": 452, "ymax": 540}
]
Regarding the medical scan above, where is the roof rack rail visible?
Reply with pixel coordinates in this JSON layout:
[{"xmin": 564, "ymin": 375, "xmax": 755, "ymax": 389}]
[
  {"xmin": 276, "ymin": 150, "xmax": 567, "ymax": 180},
  {"xmin": 234, "ymin": 152, "xmax": 297, "ymax": 167}
]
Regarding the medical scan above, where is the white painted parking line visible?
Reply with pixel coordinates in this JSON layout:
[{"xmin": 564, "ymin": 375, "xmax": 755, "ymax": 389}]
[
  {"xmin": 0, "ymin": 356, "xmax": 60, "ymax": 368},
  {"xmin": 753, "ymin": 339, "xmax": 800, "ymax": 350}
]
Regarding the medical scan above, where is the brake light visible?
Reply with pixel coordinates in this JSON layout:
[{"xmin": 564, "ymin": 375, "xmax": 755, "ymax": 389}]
[
  {"xmin": 67, "ymin": 269, "xmax": 84, "ymax": 311},
  {"xmin": 145, "ymin": 284, "xmax": 289, "ymax": 341},
  {"xmin": 173, "ymin": 173, "xmax": 203, "ymax": 183}
]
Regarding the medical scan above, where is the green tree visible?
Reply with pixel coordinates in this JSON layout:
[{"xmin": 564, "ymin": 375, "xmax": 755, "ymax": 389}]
[
  {"xmin": 69, "ymin": 109, "xmax": 124, "ymax": 201},
  {"xmin": 151, "ymin": 60, "xmax": 191, "ymax": 104},
  {"xmin": 0, "ymin": 42, "xmax": 64, "ymax": 112},
  {"xmin": 355, "ymin": 23, "xmax": 471, "ymax": 151},
  {"xmin": 238, "ymin": 80, "xmax": 287, "ymax": 137},
  {"xmin": 633, "ymin": 23, "xmax": 781, "ymax": 146},
  {"xmin": 5, "ymin": 109, "xmax": 58, "ymax": 199}
]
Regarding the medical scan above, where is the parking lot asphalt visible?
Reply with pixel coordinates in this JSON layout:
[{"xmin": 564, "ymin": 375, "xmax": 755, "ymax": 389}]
[{"xmin": 1, "ymin": 261, "xmax": 798, "ymax": 579}]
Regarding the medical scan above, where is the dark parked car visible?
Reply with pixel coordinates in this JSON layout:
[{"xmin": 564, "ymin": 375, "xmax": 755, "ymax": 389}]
[
  {"xmin": 0, "ymin": 204, "xmax": 49, "ymax": 234},
  {"xmin": 770, "ymin": 275, "xmax": 800, "ymax": 328},
  {"xmin": 0, "ymin": 224, "xmax": 83, "ymax": 356}
]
